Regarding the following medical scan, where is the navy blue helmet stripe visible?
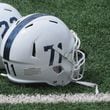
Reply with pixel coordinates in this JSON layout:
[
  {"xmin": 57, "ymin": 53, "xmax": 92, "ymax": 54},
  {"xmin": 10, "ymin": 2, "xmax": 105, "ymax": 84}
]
[{"xmin": 3, "ymin": 13, "xmax": 47, "ymax": 60}]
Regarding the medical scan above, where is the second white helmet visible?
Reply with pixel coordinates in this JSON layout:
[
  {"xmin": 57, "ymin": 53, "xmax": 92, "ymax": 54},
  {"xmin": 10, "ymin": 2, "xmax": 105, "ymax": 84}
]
[{"xmin": 0, "ymin": 3, "xmax": 22, "ymax": 68}]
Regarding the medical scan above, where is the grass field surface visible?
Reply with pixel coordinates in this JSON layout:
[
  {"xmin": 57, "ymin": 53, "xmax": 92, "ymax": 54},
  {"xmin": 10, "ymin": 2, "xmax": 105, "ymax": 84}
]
[
  {"xmin": 0, "ymin": 0, "xmax": 110, "ymax": 109},
  {"xmin": 0, "ymin": 102, "xmax": 110, "ymax": 110}
]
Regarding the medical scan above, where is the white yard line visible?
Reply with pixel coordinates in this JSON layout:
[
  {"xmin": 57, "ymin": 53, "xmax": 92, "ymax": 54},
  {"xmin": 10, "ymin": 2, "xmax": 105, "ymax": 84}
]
[{"xmin": 0, "ymin": 93, "xmax": 110, "ymax": 104}]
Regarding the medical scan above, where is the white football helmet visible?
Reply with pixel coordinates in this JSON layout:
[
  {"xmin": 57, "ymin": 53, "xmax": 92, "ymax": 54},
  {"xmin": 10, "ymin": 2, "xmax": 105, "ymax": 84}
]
[
  {"xmin": 0, "ymin": 3, "xmax": 22, "ymax": 68},
  {"xmin": 0, "ymin": 13, "xmax": 98, "ymax": 93}
]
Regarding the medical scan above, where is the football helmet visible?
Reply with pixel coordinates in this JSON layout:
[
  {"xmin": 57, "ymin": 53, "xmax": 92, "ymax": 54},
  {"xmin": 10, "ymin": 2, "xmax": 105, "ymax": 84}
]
[
  {"xmin": 0, "ymin": 3, "xmax": 22, "ymax": 68},
  {"xmin": 0, "ymin": 13, "xmax": 98, "ymax": 93}
]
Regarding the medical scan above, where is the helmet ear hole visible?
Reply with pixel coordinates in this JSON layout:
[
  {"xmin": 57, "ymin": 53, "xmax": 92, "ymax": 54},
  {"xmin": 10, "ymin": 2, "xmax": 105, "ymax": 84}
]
[{"xmin": 52, "ymin": 65, "xmax": 63, "ymax": 74}]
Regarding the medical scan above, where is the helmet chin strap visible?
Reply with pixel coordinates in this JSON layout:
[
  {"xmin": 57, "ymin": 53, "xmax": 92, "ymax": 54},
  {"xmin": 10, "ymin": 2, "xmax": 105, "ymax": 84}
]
[
  {"xmin": 74, "ymin": 80, "xmax": 99, "ymax": 95},
  {"xmin": 0, "ymin": 73, "xmax": 7, "ymax": 77}
]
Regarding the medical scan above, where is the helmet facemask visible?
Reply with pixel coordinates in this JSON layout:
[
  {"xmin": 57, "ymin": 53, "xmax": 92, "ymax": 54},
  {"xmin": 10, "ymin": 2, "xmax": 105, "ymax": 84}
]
[
  {"xmin": 71, "ymin": 49, "xmax": 85, "ymax": 81},
  {"xmin": 69, "ymin": 30, "xmax": 85, "ymax": 81}
]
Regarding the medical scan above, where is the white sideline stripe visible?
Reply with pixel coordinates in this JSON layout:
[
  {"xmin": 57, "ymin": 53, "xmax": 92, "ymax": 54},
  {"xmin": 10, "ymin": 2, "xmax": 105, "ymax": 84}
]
[{"xmin": 0, "ymin": 93, "xmax": 110, "ymax": 104}]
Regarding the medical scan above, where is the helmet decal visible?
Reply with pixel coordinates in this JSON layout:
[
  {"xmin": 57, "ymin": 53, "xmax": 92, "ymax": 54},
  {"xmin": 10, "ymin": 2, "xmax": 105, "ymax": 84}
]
[
  {"xmin": 3, "ymin": 13, "xmax": 47, "ymax": 60},
  {"xmin": 44, "ymin": 42, "xmax": 63, "ymax": 66},
  {"xmin": 0, "ymin": 17, "xmax": 18, "ymax": 39},
  {"xmin": 0, "ymin": 3, "xmax": 22, "ymax": 69}
]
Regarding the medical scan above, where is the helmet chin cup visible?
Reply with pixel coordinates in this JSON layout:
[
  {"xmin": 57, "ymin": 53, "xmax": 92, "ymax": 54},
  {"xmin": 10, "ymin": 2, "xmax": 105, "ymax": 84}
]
[{"xmin": 71, "ymin": 50, "xmax": 85, "ymax": 81}]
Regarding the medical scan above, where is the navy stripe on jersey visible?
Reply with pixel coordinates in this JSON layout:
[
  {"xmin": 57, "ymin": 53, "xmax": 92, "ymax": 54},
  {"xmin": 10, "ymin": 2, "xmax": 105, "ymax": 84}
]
[{"xmin": 3, "ymin": 13, "xmax": 47, "ymax": 60}]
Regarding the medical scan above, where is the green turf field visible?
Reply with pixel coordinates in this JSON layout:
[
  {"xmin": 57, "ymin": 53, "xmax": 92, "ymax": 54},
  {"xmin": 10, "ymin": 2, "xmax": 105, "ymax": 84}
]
[
  {"xmin": 0, "ymin": 103, "xmax": 110, "ymax": 110},
  {"xmin": 0, "ymin": 0, "xmax": 110, "ymax": 109}
]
